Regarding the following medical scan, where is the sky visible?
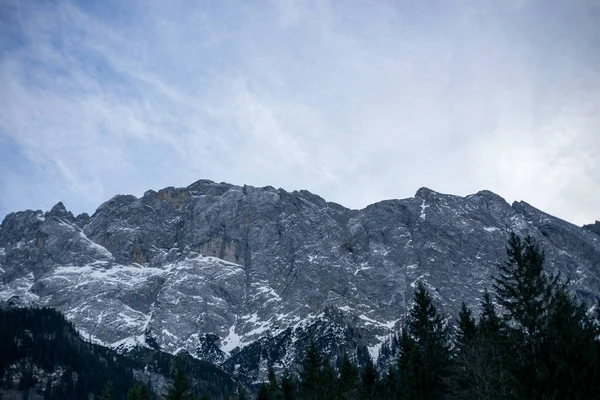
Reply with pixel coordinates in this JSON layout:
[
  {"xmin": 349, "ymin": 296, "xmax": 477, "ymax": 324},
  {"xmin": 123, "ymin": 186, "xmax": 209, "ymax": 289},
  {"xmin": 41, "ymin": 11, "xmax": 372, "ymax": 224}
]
[{"xmin": 0, "ymin": 0, "xmax": 598, "ymax": 226}]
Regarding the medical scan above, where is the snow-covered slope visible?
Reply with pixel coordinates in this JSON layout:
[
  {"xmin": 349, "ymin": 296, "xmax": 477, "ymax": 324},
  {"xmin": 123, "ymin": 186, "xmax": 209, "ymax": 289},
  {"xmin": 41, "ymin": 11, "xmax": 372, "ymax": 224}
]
[{"xmin": 1, "ymin": 180, "xmax": 599, "ymax": 379}]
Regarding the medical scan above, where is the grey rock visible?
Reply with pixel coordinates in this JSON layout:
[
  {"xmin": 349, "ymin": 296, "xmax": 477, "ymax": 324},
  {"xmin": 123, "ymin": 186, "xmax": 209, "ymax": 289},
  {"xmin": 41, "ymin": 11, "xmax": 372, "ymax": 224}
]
[
  {"xmin": 584, "ymin": 221, "xmax": 600, "ymax": 236},
  {"xmin": 1, "ymin": 179, "xmax": 599, "ymax": 379}
]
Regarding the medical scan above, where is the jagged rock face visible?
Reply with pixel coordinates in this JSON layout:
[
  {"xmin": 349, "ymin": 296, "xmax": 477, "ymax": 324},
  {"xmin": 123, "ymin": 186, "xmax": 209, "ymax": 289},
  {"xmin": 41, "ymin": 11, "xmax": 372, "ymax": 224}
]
[
  {"xmin": 1, "ymin": 180, "xmax": 599, "ymax": 379},
  {"xmin": 584, "ymin": 221, "xmax": 600, "ymax": 237}
]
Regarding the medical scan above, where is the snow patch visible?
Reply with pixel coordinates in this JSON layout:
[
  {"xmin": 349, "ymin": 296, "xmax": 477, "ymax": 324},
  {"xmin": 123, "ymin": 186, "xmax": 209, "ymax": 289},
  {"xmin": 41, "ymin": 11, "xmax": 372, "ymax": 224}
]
[
  {"xmin": 483, "ymin": 226, "xmax": 499, "ymax": 232},
  {"xmin": 420, "ymin": 200, "xmax": 430, "ymax": 220},
  {"xmin": 368, "ymin": 342, "xmax": 383, "ymax": 361},
  {"xmin": 221, "ymin": 323, "xmax": 244, "ymax": 354},
  {"xmin": 111, "ymin": 334, "xmax": 146, "ymax": 350},
  {"xmin": 354, "ymin": 262, "xmax": 370, "ymax": 276}
]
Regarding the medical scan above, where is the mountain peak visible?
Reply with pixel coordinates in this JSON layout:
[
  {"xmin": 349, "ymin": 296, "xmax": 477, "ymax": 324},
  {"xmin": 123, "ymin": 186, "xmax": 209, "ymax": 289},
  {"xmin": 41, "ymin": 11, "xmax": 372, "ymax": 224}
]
[
  {"xmin": 414, "ymin": 187, "xmax": 436, "ymax": 199},
  {"xmin": 48, "ymin": 201, "xmax": 74, "ymax": 220}
]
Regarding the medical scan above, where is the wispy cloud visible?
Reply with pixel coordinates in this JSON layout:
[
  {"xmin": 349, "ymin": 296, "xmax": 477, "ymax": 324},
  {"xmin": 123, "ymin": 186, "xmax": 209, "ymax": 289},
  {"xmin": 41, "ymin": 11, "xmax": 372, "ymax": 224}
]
[{"xmin": 0, "ymin": 0, "xmax": 598, "ymax": 225}]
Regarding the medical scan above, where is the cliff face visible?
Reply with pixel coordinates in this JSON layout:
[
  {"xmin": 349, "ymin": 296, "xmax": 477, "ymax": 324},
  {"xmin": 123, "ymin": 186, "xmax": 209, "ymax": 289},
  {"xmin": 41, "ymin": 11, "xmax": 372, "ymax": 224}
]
[{"xmin": 1, "ymin": 180, "xmax": 599, "ymax": 379}]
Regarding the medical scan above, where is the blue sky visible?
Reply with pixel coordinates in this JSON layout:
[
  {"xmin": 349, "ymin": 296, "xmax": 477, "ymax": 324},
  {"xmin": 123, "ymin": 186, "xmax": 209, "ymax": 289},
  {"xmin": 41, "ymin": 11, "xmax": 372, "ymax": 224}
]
[{"xmin": 0, "ymin": 0, "xmax": 598, "ymax": 225}]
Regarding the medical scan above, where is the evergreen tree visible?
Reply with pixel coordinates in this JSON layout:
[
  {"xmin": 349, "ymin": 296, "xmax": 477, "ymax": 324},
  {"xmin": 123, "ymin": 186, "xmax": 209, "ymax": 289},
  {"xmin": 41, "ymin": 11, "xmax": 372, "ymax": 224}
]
[
  {"xmin": 280, "ymin": 370, "xmax": 295, "ymax": 400},
  {"xmin": 455, "ymin": 303, "xmax": 477, "ymax": 351},
  {"xmin": 404, "ymin": 282, "xmax": 452, "ymax": 400},
  {"xmin": 43, "ymin": 379, "xmax": 52, "ymax": 400},
  {"xmin": 165, "ymin": 357, "xmax": 194, "ymax": 400},
  {"xmin": 359, "ymin": 356, "xmax": 379, "ymax": 400},
  {"xmin": 236, "ymin": 384, "xmax": 247, "ymax": 400},
  {"xmin": 397, "ymin": 329, "xmax": 421, "ymax": 400},
  {"xmin": 101, "ymin": 380, "xmax": 115, "ymax": 400},
  {"xmin": 267, "ymin": 365, "xmax": 282, "ymax": 400},
  {"xmin": 451, "ymin": 303, "xmax": 480, "ymax": 399},
  {"xmin": 127, "ymin": 382, "xmax": 151, "ymax": 400},
  {"xmin": 382, "ymin": 366, "xmax": 398, "ymax": 400},
  {"xmin": 536, "ymin": 287, "xmax": 600, "ymax": 399},
  {"xmin": 494, "ymin": 233, "xmax": 558, "ymax": 339},
  {"xmin": 299, "ymin": 339, "xmax": 322, "ymax": 400},
  {"xmin": 468, "ymin": 290, "xmax": 510, "ymax": 400},
  {"xmin": 257, "ymin": 384, "xmax": 270, "ymax": 400},
  {"xmin": 493, "ymin": 233, "xmax": 558, "ymax": 398},
  {"xmin": 338, "ymin": 352, "xmax": 358, "ymax": 400},
  {"xmin": 478, "ymin": 290, "xmax": 502, "ymax": 336},
  {"xmin": 321, "ymin": 360, "xmax": 338, "ymax": 400}
]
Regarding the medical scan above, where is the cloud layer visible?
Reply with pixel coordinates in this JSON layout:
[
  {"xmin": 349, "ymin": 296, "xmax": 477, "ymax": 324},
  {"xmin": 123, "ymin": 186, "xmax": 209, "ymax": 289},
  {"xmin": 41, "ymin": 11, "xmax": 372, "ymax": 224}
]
[{"xmin": 1, "ymin": 0, "xmax": 598, "ymax": 225}]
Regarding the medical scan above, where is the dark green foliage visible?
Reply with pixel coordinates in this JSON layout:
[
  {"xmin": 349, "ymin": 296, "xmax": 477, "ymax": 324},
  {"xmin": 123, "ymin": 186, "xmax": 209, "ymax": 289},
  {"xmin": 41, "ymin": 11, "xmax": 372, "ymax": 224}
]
[
  {"xmin": 0, "ymin": 307, "xmax": 236, "ymax": 400},
  {"xmin": 320, "ymin": 360, "xmax": 338, "ymax": 400},
  {"xmin": 490, "ymin": 233, "xmax": 600, "ymax": 399},
  {"xmin": 359, "ymin": 356, "xmax": 379, "ymax": 400},
  {"xmin": 404, "ymin": 281, "xmax": 452, "ymax": 400},
  {"xmin": 397, "ymin": 329, "xmax": 422, "ymax": 400},
  {"xmin": 165, "ymin": 357, "xmax": 194, "ymax": 400},
  {"xmin": 235, "ymin": 384, "xmax": 247, "ymax": 400},
  {"xmin": 535, "ymin": 287, "xmax": 600, "ymax": 399},
  {"xmin": 338, "ymin": 352, "xmax": 358, "ymax": 400},
  {"xmin": 267, "ymin": 365, "xmax": 283, "ymax": 400},
  {"xmin": 478, "ymin": 289, "xmax": 502, "ymax": 335},
  {"xmin": 0, "ymin": 307, "xmax": 136, "ymax": 399},
  {"xmin": 450, "ymin": 291, "xmax": 509, "ymax": 400},
  {"xmin": 455, "ymin": 303, "xmax": 477, "ymax": 351},
  {"xmin": 123, "ymin": 346, "xmax": 235, "ymax": 399},
  {"xmin": 494, "ymin": 233, "xmax": 559, "ymax": 339},
  {"xmin": 126, "ymin": 382, "xmax": 151, "ymax": 400},
  {"xmin": 298, "ymin": 339, "xmax": 322, "ymax": 400},
  {"xmin": 280, "ymin": 370, "xmax": 296, "ymax": 400},
  {"xmin": 255, "ymin": 366, "xmax": 283, "ymax": 400},
  {"xmin": 101, "ymin": 380, "xmax": 115, "ymax": 400},
  {"xmin": 381, "ymin": 366, "xmax": 398, "ymax": 400},
  {"xmin": 256, "ymin": 384, "xmax": 270, "ymax": 400}
]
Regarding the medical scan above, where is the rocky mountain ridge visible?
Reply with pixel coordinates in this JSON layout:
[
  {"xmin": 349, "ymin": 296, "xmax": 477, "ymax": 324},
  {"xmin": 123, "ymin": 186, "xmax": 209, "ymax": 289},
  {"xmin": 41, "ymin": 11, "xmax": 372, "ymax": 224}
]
[{"xmin": 1, "ymin": 179, "xmax": 599, "ymax": 380}]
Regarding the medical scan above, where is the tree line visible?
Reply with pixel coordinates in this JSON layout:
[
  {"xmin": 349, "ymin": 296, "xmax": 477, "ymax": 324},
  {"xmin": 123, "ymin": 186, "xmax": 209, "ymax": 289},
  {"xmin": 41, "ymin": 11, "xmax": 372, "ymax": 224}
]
[{"xmin": 3, "ymin": 232, "xmax": 600, "ymax": 399}]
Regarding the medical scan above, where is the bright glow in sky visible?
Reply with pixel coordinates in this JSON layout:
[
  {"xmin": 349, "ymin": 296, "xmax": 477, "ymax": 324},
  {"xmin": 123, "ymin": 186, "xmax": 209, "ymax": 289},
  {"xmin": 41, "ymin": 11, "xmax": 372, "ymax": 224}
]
[{"xmin": 0, "ymin": 0, "xmax": 598, "ymax": 225}]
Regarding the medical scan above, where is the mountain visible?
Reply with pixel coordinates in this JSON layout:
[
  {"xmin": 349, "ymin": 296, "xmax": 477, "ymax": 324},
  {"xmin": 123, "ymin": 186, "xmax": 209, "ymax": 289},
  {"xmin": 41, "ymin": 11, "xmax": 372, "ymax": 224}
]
[{"xmin": 1, "ymin": 180, "xmax": 599, "ymax": 381}]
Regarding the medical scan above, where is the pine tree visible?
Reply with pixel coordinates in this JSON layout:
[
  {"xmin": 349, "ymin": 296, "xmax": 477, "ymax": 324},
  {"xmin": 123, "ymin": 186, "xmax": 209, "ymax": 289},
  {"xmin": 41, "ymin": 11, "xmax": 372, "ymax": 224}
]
[
  {"xmin": 536, "ymin": 287, "xmax": 600, "ymax": 399},
  {"xmin": 101, "ymin": 380, "xmax": 115, "ymax": 400},
  {"xmin": 127, "ymin": 382, "xmax": 151, "ymax": 400},
  {"xmin": 338, "ymin": 352, "xmax": 358, "ymax": 399},
  {"xmin": 382, "ymin": 366, "xmax": 398, "ymax": 400},
  {"xmin": 359, "ymin": 356, "xmax": 379, "ymax": 400},
  {"xmin": 236, "ymin": 384, "xmax": 247, "ymax": 400},
  {"xmin": 299, "ymin": 339, "xmax": 322, "ymax": 400},
  {"xmin": 494, "ymin": 233, "xmax": 558, "ymax": 339},
  {"xmin": 280, "ymin": 370, "xmax": 295, "ymax": 400},
  {"xmin": 257, "ymin": 384, "xmax": 270, "ymax": 400},
  {"xmin": 165, "ymin": 357, "xmax": 194, "ymax": 400},
  {"xmin": 321, "ymin": 360, "xmax": 338, "ymax": 400},
  {"xmin": 455, "ymin": 303, "xmax": 477, "ymax": 351},
  {"xmin": 469, "ymin": 290, "xmax": 510, "ymax": 400},
  {"xmin": 404, "ymin": 282, "xmax": 452, "ymax": 400},
  {"xmin": 451, "ymin": 303, "xmax": 480, "ymax": 399},
  {"xmin": 493, "ymin": 233, "xmax": 559, "ymax": 398},
  {"xmin": 397, "ymin": 329, "xmax": 421, "ymax": 400},
  {"xmin": 267, "ymin": 365, "xmax": 282, "ymax": 400},
  {"xmin": 478, "ymin": 290, "xmax": 501, "ymax": 336}
]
